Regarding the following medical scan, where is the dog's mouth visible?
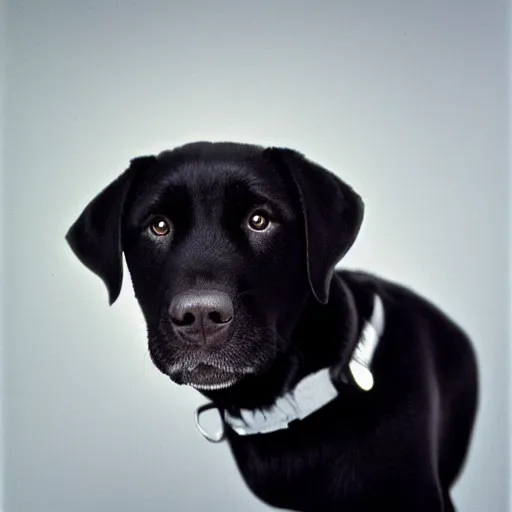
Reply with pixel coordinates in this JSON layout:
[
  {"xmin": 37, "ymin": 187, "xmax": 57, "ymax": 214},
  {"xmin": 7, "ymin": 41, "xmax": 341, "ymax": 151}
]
[{"xmin": 168, "ymin": 361, "xmax": 255, "ymax": 391}]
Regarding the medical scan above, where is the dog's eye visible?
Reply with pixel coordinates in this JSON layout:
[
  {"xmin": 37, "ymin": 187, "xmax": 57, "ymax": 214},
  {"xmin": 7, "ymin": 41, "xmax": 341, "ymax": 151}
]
[
  {"xmin": 149, "ymin": 216, "xmax": 171, "ymax": 236},
  {"xmin": 248, "ymin": 211, "xmax": 270, "ymax": 231}
]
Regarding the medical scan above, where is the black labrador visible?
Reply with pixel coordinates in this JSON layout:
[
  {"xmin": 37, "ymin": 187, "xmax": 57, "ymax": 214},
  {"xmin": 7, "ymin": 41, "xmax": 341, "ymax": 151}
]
[{"xmin": 66, "ymin": 142, "xmax": 478, "ymax": 512}]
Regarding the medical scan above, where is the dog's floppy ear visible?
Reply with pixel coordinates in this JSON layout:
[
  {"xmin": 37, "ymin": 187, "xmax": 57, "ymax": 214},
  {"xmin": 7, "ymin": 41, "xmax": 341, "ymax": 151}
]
[
  {"xmin": 65, "ymin": 156, "xmax": 157, "ymax": 305},
  {"xmin": 265, "ymin": 148, "xmax": 364, "ymax": 304}
]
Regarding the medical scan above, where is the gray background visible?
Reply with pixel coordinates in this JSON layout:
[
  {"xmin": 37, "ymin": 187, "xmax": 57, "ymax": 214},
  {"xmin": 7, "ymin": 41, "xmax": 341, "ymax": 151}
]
[{"xmin": 2, "ymin": 0, "xmax": 510, "ymax": 511}]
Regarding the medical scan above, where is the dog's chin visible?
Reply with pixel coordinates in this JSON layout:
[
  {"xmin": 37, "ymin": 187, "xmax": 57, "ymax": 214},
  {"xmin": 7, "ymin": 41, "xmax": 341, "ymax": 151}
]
[
  {"xmin": 167, "ymin": 361, "xmax": 256, "ymax": 391},
  {"xmin": 150, "ymin": 324, "xmax": 282, "ymax": 395}
]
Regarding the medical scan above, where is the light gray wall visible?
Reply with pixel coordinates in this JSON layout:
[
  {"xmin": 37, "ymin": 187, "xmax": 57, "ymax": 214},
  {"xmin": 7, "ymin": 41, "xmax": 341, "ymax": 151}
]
[
  {"xmin": 1, "ymin": 0, "xmax": 7, "ymax": 509},
  {"xmin": 509, "ymin": 2, "xmax": 512, "ymax": 508},
  {"xmin": 3, "ymin": 1, "xmax": 510, "ymax": 511}
]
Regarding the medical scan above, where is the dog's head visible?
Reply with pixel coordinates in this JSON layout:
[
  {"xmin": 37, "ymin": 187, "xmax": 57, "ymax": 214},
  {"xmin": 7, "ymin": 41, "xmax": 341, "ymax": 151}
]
[{"xmin": 66, "ymin": 142, "xmax": 363, "ymax": 399}]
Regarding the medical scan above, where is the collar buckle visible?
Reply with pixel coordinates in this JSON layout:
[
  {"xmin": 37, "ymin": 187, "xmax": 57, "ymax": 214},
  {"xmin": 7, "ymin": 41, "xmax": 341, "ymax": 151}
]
[{"xmin": 194, "ymin": 402, "xmax": 226, "ymax": 443}]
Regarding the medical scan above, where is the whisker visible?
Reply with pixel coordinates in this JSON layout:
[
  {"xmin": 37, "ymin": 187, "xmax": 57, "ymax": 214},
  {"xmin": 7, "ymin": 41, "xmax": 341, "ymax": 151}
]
[{"xmin": 236, "ymin": 288, "xmax": 259, "ymax": 300}]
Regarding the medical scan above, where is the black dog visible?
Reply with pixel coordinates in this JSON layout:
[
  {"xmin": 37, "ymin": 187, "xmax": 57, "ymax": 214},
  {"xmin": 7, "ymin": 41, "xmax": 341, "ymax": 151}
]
[{"xmin": 66, "ymin": 142, "xmax": 478, "ymax": 512}]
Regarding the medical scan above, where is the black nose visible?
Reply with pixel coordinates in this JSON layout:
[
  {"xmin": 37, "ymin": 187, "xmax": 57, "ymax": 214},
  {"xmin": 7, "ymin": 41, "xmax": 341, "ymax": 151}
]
[{"xmin": 169, "ymin": 290, "xmax": 234, "ymax": 344}]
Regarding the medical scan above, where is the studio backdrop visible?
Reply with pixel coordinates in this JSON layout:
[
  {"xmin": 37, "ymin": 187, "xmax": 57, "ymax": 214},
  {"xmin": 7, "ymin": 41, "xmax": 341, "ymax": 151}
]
[{"xmin": 2, "ymin": 1, "xmax": 510, "ymax": 511}]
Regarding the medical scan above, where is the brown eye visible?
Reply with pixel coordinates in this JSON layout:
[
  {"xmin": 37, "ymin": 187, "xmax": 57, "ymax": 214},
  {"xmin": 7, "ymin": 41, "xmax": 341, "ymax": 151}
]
[
  {"xmin": 150, "ymin": 217, "xmax": 171, "ymax": 236},
  {"xmin": 248, "ymin": 211, "xmax": 270, "ymax": 231}
]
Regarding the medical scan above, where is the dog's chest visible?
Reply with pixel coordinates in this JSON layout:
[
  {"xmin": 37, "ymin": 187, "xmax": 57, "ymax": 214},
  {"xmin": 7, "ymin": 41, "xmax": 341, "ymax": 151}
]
[{"xmin": 225, "ymin": 426, "xmax": 362, "ymax": 510}]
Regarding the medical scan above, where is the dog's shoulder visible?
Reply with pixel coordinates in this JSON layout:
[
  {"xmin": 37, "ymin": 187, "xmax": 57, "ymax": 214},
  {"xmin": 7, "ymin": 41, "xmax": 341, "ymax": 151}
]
[
  {"xmin": 336, "ymin": 268, "xmax": 417, "ymax": 299},
  {"xmin": 337, "ymin": 269, "xmax": 444, "ymax": 315},
  {"xmin": 336, "ymin": 269, "xmax": 475, "ymax": 372},
  {"xmin": 336, "ymin": 268, "xmax": 472, "ymax": 343},
  {"xmin": 334, "ymin": 268, "xmax": 418, "ymax": 317}
]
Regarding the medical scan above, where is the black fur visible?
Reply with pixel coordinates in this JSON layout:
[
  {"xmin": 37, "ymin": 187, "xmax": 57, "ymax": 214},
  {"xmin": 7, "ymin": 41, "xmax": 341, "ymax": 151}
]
[{"xmin": 66, "ymin": 142, "xmax": 478, "ymax": 512}]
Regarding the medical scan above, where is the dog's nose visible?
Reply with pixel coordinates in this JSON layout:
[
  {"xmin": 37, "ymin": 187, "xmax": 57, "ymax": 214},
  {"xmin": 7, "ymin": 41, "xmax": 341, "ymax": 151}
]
[{"xmin": 169, "ymin": 290, "xmax": 234, "ymax": 344}]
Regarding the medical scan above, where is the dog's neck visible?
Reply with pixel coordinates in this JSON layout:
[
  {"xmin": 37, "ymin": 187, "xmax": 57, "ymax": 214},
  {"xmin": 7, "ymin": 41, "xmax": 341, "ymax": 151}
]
[{"xmin": 203, "ymin": 273, "xmax": 370, "ymax": 412}]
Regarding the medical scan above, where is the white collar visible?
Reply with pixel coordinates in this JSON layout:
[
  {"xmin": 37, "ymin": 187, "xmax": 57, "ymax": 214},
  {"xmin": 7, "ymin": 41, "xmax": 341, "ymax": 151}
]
[{"xmin": 194, "ymin": 293, "xmax": 385, "ymax": 442}]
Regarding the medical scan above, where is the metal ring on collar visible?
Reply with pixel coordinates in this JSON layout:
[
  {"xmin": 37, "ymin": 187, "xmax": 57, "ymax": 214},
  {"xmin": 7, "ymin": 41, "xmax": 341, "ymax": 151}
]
[{"xmin": 194, "ymin": 402, "xmax": 226, "ymax": 443}]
